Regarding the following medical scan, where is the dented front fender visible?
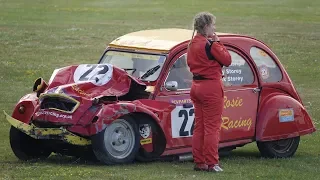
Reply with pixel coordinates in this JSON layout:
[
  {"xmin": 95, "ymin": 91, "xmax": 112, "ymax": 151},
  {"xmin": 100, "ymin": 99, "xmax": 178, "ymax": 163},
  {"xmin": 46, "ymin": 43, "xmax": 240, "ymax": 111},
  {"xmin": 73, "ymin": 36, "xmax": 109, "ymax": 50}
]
[
  {"xmin": 12, "ymin": 93, "xmax": 39, "ymax": 124},
  {"xmin": 88, "ymin": 100, "xmax": 175, "ymax": 135}
]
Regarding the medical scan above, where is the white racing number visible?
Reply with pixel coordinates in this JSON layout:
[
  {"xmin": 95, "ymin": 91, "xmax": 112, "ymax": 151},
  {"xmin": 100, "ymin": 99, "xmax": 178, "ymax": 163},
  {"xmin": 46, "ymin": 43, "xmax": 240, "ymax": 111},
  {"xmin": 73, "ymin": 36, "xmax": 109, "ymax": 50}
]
[
  {"xmin": 73, "ymin": 64, "xmax": 113, "ymax": 86},
  {"xmin": 171, "ymin": 106, "xmax": 195, "ymax": 138}
]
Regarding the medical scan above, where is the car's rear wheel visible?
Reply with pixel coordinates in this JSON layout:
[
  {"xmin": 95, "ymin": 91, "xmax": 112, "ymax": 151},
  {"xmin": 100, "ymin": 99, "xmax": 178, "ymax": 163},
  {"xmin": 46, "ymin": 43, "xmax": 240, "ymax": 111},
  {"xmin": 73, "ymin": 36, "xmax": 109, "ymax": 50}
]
[
  {"xmin": 92, "ymin": 117, "xmax": 140, "ymax": 165},
  {"xmin": 10, "ymin": 126, "xmax": 52, "ymax": 161},
  {"xmin": 257, "ymin": 136, "xmax": 300, "ymax": 158}
]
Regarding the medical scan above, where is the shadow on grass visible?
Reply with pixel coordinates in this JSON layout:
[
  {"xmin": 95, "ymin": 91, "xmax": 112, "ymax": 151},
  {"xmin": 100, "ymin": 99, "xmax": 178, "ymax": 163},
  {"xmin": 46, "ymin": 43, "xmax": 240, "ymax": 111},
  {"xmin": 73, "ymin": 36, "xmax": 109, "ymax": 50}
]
[
  {"xmin": 4, "ymin": 147, "xmax": 301, "ymax": 168},
  {"xmin": 227, "ymin": 150, "xmax": 261, "ymax": 159},
  {"xmin": 0, "ymin": 155, "xmax": 104, "ymax": 167},
  {"xmin": 43, "ymin": 154, "xmax": 105, "ymax": 166}
]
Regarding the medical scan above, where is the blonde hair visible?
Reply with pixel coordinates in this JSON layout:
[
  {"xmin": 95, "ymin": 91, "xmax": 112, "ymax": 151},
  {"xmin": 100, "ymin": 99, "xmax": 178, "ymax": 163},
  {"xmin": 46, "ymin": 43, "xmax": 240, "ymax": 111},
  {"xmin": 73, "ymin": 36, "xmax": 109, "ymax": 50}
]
[{"xmin": 188, "ymin": 12, "xmax": 216, "ymax": 47}]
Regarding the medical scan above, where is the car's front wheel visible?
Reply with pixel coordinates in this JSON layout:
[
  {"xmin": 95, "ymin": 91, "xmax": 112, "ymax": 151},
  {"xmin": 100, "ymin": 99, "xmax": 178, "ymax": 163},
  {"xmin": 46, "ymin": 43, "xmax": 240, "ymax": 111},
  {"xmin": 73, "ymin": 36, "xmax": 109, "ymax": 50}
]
[
  {"xmin": 92, "ymin": 117, "xmax": 140, "ymax": 165},
  {"xmin": 257, "ymin": 136, "xmax": 300, "ymax": 158},
  {"xmin": 10, "ymin": 126, "xmax": 52, "ymax": 161}
]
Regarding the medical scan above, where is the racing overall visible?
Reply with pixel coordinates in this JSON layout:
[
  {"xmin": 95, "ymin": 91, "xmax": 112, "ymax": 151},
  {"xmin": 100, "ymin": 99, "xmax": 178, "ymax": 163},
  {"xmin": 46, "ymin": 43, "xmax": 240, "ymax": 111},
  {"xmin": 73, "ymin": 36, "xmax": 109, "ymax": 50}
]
[{"xmin": 187, "ymin": 34, "xmax": 232, "ymax": 166}]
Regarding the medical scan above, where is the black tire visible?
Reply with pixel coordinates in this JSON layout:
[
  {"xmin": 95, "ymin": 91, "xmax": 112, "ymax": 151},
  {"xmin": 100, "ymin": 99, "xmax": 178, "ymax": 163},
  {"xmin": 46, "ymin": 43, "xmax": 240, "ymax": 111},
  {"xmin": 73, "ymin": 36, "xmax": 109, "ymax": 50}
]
[
  {"xmin": 10, "ymin": 126, "xmax": 52, "ymax": 161},
  {"xmin": 135, "ymin": 116, "xmax": 166, "ymax": 162},
  {"xmin": 257, "ymin": 136, "xmax": 300, "ymax": 158},
  {"xmin": 91, "ymin": 116, "xmax": 140, "ymax": 165}
]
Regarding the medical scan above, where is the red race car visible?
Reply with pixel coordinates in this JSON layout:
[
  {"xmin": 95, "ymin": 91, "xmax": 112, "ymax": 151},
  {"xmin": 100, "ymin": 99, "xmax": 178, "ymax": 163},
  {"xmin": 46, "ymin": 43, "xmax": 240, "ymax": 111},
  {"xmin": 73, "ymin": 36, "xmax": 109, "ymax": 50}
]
[{"xmin": 5, "ymin": 28, "xmax": 316, "ymax": 164}]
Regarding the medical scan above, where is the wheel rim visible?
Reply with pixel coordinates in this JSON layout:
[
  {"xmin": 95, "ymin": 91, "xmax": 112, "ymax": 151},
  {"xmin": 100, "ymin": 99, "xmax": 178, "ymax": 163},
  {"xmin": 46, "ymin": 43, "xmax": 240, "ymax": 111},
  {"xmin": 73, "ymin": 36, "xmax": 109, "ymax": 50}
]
[
  {"xmin": 269, "ymin": 138, "xmax": 295, "ymax": 154},
  {"xmin": 103, "ymin": 119, "xmax": 135, "ymax": 159}
]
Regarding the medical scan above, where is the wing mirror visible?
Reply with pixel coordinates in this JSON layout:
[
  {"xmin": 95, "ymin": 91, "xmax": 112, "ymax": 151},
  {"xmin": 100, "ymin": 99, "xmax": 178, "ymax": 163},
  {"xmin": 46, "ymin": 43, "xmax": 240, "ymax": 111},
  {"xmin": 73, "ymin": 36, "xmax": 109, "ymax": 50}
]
[{"xmin": 165, "ymin": 81, "xmax": 178, "ymax": 91}]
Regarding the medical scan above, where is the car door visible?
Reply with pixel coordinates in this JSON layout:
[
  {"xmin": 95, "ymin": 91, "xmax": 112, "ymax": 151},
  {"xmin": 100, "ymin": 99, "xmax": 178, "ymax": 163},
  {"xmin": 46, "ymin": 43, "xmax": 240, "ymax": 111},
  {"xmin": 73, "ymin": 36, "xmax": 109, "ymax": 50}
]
[
  {"xmin": 220, "ymin": 49, "xmax": 259, "ymax": 142},
  {"xmin": 155, "ymin": 48, "xmax": 259, "ymax": 149},
  {"xmin": 155, "ymin": 50, "xmax": 194, "ymax": 148}
]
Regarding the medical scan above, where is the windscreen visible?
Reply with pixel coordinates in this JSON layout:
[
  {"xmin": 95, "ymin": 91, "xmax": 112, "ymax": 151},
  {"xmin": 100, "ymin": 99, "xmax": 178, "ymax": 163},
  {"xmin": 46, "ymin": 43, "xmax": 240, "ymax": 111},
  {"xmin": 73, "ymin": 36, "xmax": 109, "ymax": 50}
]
[{"xmin": 100, "ymin": 51, "xmax": 166, "ymax": 81}]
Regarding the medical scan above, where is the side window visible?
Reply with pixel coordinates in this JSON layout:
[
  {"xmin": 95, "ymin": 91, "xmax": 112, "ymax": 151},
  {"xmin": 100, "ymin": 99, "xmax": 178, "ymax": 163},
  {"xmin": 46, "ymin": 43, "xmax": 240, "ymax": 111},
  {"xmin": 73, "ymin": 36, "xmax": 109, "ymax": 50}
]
[
  {"xmin": 250, "ymin": 47, "xmax": 282, "ymax": 82},
  {"xmin": 223, "ymin": 50, "xmax": 254, "ymax": 86},
  {"xmin": 165, "ymin": 54, "xmax": 193, "ymax": 90}
]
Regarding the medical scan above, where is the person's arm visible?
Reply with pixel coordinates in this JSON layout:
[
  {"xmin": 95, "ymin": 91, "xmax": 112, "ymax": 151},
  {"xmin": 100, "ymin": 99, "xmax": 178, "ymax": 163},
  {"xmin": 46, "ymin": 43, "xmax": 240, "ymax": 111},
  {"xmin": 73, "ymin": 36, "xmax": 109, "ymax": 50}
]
[
  {"xmin": 210, "ymin": 42, "xmax": 232, "ymax": 67},
  {"xmin": 208, "ymin": 34, "xmax": 232, "ymax": 67}
]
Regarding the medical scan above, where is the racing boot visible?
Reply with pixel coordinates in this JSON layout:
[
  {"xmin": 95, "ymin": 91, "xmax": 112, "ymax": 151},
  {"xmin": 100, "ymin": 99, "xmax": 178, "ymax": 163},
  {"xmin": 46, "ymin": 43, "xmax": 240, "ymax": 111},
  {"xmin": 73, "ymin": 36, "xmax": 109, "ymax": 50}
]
[
  {"xmin": 207, "ymin": 164, "xmax": 223, "ymax": 172},
  {"xmin": 193, "ymin": 163, "xmax": 208, "ymax": 171}
]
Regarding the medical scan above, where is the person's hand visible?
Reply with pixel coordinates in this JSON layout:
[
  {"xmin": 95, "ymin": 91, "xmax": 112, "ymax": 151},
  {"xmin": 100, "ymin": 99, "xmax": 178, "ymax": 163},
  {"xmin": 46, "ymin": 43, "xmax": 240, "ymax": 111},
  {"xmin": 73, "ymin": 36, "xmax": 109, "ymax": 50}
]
[{"xmin": 213, "ymin": 33, "xmax": 220, "ymax": 42}]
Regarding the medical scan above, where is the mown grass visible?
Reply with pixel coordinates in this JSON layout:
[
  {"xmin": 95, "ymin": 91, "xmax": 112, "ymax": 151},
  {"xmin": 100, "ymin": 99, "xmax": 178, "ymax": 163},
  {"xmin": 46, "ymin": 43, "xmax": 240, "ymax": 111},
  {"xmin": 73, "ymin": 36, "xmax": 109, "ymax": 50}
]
[{"xmin": 0, "ymin": 0, "xmax": 319, "ymax": 179}]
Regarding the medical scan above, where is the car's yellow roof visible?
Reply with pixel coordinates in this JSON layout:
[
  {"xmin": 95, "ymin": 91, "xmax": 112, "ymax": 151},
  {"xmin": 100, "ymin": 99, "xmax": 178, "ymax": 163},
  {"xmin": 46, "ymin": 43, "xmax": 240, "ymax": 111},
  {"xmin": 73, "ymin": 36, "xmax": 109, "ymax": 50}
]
[{"xmin": 109, "ymin": 28, "xmax": 232, "ymax": 53}]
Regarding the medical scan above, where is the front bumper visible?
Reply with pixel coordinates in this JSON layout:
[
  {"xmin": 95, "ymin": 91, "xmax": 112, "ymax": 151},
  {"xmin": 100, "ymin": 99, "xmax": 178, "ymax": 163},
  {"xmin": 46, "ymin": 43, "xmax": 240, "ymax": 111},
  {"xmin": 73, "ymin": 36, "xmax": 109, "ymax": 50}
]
[{"xmin": 4, "ymin": 111, "xmax": 91, "ymax": 146}]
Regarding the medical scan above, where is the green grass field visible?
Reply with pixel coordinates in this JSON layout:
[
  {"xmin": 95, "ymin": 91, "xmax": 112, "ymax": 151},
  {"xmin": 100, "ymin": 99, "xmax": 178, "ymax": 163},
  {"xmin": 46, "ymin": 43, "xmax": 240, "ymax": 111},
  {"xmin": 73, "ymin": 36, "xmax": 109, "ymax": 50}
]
[{"xmin": 1, "ymin": 0, "xmax": 319, "ymax": 179}]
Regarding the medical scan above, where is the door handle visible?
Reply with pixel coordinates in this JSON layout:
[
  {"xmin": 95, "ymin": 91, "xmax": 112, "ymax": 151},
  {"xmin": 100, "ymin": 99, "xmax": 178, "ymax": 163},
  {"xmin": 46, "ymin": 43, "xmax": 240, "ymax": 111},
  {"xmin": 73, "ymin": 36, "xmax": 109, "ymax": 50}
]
[{"xmin": 253, "ymin": 88, "xmax": 261, "ymax": 93}]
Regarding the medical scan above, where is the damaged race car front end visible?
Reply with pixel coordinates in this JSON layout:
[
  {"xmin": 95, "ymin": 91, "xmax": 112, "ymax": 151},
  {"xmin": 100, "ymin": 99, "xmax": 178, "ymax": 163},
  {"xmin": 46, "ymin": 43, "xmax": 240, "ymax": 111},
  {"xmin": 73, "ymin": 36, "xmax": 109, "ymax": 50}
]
[{"xmin": 5, "ymin": 63, "xmax": 172, "ymax": 164}]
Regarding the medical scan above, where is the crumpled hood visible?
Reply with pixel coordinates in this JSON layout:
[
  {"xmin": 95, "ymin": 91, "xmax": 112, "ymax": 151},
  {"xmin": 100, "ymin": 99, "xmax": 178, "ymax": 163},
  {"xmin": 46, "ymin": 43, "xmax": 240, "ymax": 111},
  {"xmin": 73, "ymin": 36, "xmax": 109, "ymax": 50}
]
[
  {"xmin": 46, "ymin": 64, "xmax": 146, "ymax": 99},
  {"xmin": 32, "ymin": 64, "xmax": 146, "ymax": 125}
]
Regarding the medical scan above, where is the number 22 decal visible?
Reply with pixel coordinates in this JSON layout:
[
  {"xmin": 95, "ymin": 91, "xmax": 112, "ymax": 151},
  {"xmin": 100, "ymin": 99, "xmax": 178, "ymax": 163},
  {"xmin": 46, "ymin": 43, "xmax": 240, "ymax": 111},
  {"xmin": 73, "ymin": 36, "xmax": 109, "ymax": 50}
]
[
  {"xmin": 179, "ymin": 109, "xmax": 195, "ymax": 136},
  {"xmin": 171, "ymin": 106, "xmax": 195, "ymax": 138},
  {"xmin": 74, "ymin": 64, "xmax": 113, "ymax": 86}
]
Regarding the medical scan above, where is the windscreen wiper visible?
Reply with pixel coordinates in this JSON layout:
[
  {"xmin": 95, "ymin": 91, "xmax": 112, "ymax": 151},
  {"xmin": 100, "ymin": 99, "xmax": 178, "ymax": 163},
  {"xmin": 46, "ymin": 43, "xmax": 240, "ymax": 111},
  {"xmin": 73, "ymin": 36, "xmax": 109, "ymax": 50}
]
[
  {"xmin": 123, "ymin": 68, "xmax": 136, "ymax": 75},
  {"xmin": 139, "ymin": 65, "xmax": 160, "ymax": 80}
]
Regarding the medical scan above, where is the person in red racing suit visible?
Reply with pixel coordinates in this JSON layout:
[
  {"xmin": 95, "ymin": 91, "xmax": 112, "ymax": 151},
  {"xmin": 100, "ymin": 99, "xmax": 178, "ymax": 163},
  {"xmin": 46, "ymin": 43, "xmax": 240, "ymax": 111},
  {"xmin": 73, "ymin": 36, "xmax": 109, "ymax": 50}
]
[{"xmin": 187, "ymin": 12, "xmax": 232, "ymax": 172}]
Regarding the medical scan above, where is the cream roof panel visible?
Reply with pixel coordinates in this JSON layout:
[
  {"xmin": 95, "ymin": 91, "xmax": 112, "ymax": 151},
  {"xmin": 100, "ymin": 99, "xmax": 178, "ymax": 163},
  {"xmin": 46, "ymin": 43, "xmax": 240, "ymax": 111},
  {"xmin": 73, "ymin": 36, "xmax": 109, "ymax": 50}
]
[{"xmin": 109, "ymin": 28, "xmax": 233, "ymax": 52}]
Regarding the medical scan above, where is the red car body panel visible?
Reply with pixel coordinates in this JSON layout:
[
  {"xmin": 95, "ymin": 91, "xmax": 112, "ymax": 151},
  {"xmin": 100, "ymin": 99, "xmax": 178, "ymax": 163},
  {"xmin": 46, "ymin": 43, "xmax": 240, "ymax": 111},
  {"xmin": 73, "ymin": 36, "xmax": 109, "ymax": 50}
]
[
  {"xmin": 9, "ymin": 29, "xmax": 316, "ymax": 158},
  {"xmin": 256, "ymin": 88, "xmax": 316, "ymax": 141},
  {"xmin": 147, "ymin": 35, "xmax": 314, "ymax": 155},
  {"xmin": 12, "ymin": 93, "xmax": 38, "ymax": 124}
]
